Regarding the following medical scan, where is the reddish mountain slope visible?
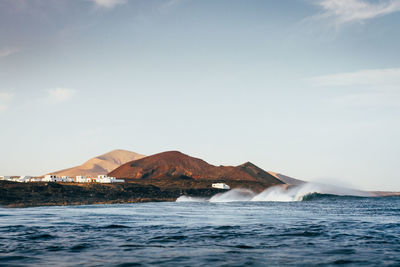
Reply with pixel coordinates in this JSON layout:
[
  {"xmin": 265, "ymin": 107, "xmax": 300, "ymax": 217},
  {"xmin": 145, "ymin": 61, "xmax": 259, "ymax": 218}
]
[{"xmin": 109, "ymin": 151, "xmax": 283, "ymax": 187}]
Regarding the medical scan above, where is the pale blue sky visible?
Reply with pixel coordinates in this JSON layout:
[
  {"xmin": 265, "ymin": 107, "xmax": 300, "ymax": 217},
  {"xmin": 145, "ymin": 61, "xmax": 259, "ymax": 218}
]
[{"xmin": 1, "ymin": 0, "xmax": 400, "ymax": 190}]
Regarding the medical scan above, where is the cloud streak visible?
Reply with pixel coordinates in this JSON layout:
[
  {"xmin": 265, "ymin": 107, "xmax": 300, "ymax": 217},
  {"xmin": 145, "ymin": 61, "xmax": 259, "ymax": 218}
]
[
  {"xmin": 308, "ymin": 68, "xmax": 400, "ymax": 87},
  {"xmin": 88, "ymin": 0, "xmax": 127, "ymax": 8},
  {"xmin": 308, "ymin": 68, "xmax": 400, "ymax": 107},
  {"xmin": 334, "ymin": 91, "xmax": 400, "ymax": 107},
  {"xmin": 311, "ymin": 0, "xmax": 400, "ymax": 25},
  {"xmin": 0, "ymin": 47, "xmax": 19, "ymax": 59},
  {"xmin": 0, "ymin": 92, "xmax": 15, "ymax": 112},
  {"xmin": 47, "ymin": 88, "xmax": 76, "ymax": 102}
]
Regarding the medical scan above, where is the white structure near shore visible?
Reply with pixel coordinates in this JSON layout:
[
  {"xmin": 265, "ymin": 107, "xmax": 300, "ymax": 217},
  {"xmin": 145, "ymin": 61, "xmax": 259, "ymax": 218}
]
[
  {"xmin": 212, "ymin": 183, "xmax": 230, "ymax": 190},
  {"xmin": 96, "ymin": 175, "xmax": 124, "ymax": 183},
  {"xmin": 61, "ymin": 176, "xmax": 74, "ymax": 183},
  {"xmin": 28, "ymin": 177, "xmax": 43, "ymax": 182},
  {"xmin": 1, "ymin": 174, "xmax": 125, "ymax": 184},
  {"xmin": 43, "ymin": 175, "xmax": 57, "ymax": 182},
  {"xmin": 17, "ymin": 176, "xmax": 32, "ymax": 183},
  {"xmin": 75, "ymin": 176, "xmax": 87, "ymax": 183}
]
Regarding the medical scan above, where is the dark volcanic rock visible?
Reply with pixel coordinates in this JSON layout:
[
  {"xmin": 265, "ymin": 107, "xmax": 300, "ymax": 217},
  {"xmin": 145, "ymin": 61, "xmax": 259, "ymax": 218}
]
[{"xmin": 0, "ymin": 181, "xmax": 225, "ymax": 208}]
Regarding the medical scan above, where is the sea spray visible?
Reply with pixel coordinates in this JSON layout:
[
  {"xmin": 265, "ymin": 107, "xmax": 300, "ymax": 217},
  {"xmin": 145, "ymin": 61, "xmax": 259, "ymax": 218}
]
[
  {"xmin": 176, "ymin": 196, "xmax": 208, "ymax": 202},
  {"xmin": 252, "ymin": 183, "xmax": 371, "ymax": 201},
  {"xmin": 175, "ymin": 182, "xmax": 372, "ymax": 202},
  {"xmin": 209, "ymin": 189, "xmax": 256, "ymax": 202},
  {"xmin": 251, "ymin": 186, "xmax": 301, "ymax": 202}
]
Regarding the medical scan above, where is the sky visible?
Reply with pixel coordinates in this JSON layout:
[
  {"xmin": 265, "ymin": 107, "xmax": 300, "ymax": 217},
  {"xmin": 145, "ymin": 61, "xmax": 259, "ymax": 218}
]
[{"xmin": 0, "ymin": 0, "xmax": 399, "ymax": 191}]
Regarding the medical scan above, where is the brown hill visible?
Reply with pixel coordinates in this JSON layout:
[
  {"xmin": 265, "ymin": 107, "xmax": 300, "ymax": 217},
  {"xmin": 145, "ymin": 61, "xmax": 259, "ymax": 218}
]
[
  {"xmin": 267, "ymin": 171, "xmax": 306, "ymax": 185},
  {"xmin": 108, "ymin": 151, "xmax": 284, "ymax": 190},
  {"xmin": 48, "ymin": 149, "xmax": 145, "ymax": 177}
]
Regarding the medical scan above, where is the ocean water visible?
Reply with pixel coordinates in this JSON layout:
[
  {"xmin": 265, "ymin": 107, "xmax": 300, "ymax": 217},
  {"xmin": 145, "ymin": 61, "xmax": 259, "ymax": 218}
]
[{"xmin": 1, "ymin": 195, "xmax": 400, "ymax": 266}]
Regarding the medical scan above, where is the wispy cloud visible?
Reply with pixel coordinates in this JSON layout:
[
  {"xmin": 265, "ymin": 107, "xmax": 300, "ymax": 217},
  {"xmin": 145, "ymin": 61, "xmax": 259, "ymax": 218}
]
[
  {"xmin": 0, "ymin": 47, "xmax": 19, "ymax": 59},
  {"xmin": 47, "ymin": 88, "xmax": 76, "ymax": 102},
  {"xmin": 88, "ymin": 0, "xmax": 127, "ymax": 8},
  {"xmin": 308, "ymin": 68, "xmax": 400, "ymax": 107},
  {"xmin": 308, "ymin": 68, "xmax": 400, "ymax": 87},
  {"xmin": 310, "ymin": 0, "xmax": 400, "ymax": 25},
  {"xmin": 0, "ymin": 92, "xmax": 15, "ymax": 112},
  {"xmin": 164, "ymin": 0, "xmax": 186, "ymax": 7},
  {"xmin": 334, "ymin": 91, "xmax": 400, "ymax": 107}
]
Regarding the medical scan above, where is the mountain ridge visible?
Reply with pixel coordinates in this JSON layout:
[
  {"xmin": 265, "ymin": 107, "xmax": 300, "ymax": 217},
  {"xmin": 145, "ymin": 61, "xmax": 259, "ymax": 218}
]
[
  {"xmin": 47, "ymin": 149, "xmax": 145, "ymax": 177},
  {"xmin": 108, "ymin": 151, "xmax": 284, "ymax": 189}
]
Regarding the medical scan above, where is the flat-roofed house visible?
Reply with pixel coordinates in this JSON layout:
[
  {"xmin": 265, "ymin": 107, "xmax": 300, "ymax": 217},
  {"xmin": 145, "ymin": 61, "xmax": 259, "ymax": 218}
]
[
  {"xmin": 29, "ymin": 177, "xmax": 43, "ymax": 182},
  {"xmin": 97, "ymin": 175, "xmax": 125, "ymax": 183},
  {"xmin": 17, "ymin": 176, "xmax": 32, "ymax": 183},
  {"xmin": 75, "ymin": 176, "xmax": 87, "ymax": 183},
  {"xmin": 43, "ymin": 175, "xmax": 57, "ymax": 182},
  {"xmin": 61, "ymin": 176, "xmax": 74, "ymax": 183}
]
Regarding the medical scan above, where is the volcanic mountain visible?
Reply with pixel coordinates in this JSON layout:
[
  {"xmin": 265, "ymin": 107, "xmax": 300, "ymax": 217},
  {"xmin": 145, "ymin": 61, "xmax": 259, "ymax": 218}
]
[
  {"xmin": 267, "ymin": 171, "xmax": 305, "ymax": 186},
  {"xmin": 108, "ymin": 151, "xmax": 284, "ymax": 190},
  {"xmin": 48, "ymin": 149, "xmax": 145, "ymax": 177}
]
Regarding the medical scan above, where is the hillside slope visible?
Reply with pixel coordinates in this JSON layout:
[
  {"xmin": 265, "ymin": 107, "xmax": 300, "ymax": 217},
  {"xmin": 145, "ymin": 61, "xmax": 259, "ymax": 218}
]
[
  {"xmin": 48, "ymin": 149, "xmax": 145, "ymax": 177},
  {"xmin": 267, "ymin": 171, "xmax": 306, "ymax": 185},
  {"xmin": 109, "ymin": 151, "xmax": 284, "ymax": 190}
]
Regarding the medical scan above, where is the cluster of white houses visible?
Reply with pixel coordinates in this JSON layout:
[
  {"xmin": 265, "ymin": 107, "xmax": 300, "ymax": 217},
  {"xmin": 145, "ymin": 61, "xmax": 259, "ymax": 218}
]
[
  {"xmin": 0, "ymin": 175, "xmax": 124, "ymax": 184},
  {"xmin": 1, "ymin": 175, "xmax": 231, "ymax": 189}
]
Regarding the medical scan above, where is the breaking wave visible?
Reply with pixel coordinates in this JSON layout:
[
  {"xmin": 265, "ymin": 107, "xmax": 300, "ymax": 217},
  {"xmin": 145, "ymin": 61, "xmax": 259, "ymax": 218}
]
[
  {"xmin": 175, "ymin": 196, "xmax": 208, "ymax": 202},
  {"xmin": 176, "ymin": 183, "xmax": 372, "ymax": 203},
  {"xmin": 209, "ymin": 189, "xmax": 256, "ymax": 202}
]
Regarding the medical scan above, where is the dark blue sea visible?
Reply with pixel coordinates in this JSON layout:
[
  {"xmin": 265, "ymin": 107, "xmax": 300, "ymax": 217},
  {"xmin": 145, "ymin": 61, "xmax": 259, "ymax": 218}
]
[{"xmin": 1, "ymin": 195, "xmax": 400, "ymax": 266}]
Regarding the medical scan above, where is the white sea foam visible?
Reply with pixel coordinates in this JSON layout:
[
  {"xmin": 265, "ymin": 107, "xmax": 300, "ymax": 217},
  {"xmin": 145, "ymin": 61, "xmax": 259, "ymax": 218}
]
[
  {"xmin": 175, "ymin": 196, "xmax": 208, "ymax": 202},
  {"xmin": 209, "ymin": 189, "xmax": 256, "ymax": 202},
  {"xmin": 251, "ymin": 183, "xmax": 370, "ymax": 202},
  {"xmin": 175, "ymin": 183, "xmax": 371, "ymax": 203}
]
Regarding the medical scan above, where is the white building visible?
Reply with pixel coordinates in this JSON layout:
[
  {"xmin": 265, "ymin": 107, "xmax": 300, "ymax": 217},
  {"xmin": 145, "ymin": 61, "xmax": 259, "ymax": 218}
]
[
  {"xmin": 74, "ymin": 175, "xmax": 125, "ymax": 183},
  {"xmin": 43, "ymin": 175, "xmax": 57, "ymax": 182},
  {"xmin": 212, "ymin": 183, "xmax": 230, "ymax": 190},
  {"xmin": 28, "ymin": 177, "xmax": 43, "ymax": 182},
  {"xmin": 0, "ymin": 176, "xmax": 12, "ymax": 181},
  {"xmin": 75, "ymin": 176, "xmax": 87, "ymax": 183},
  {"xmin": 96, "ymin": 175, "xmax": 106, "ymax": 183},
  {"xmin": 97, "ymin": 175, "xmax": 124, "ymax": 183},
  {"xmin": 61, "ymin": 176, "xmax": 74, "ymax": 182},
  {"xmin": 17, "ymin": 176, "xmax": 32, "ymax": 183},
  {"xmin": 110, "ymin": 177, "xmax": 125, "ymax": 183}
]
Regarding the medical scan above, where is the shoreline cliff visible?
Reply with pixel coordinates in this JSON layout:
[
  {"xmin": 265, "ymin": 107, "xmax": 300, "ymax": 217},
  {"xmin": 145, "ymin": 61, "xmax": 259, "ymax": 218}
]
[{"xmin": 0, "ymin": 181, "xmax": 226, "ymax": 208}]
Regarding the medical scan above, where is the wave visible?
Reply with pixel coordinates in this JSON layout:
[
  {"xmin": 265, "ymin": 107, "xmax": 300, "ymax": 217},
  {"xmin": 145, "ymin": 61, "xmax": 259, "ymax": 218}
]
[
  {"xmin": 209, "ymin": 189, "xmax": 256, "ymax": 202},
  {"xmin": 176, "ymin": 183, "xmax": 372, "ymax": 203},
  {"xmin": 175, "ymin": 196, "xmax": 208, "ymax": 202},
  {"xmin": 300, "ymin": 193, "xmax": 366, "ymax": 201}
]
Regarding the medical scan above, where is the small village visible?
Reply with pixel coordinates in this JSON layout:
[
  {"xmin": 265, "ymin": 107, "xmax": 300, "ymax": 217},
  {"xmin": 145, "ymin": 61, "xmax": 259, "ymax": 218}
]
[
  {"xmin": 0, "ymin": 174, "xmax": 125, "ymax": 184},
  {"xmin": 0, "ymin": 174, "xmax": 231, "ymax": 189}
]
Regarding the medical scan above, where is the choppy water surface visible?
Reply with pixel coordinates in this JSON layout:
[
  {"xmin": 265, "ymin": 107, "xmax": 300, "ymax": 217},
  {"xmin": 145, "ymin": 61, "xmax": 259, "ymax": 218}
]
[{"xmin": 1, "ymin": 196, "xmax": 400, "ymax": 266}]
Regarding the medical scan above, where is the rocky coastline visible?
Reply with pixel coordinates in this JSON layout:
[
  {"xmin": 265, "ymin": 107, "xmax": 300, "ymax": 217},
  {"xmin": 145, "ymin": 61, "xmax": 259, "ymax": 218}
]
[{"xmin": 0, "ymin": 181, "xmax": 226, "ymax": 208}]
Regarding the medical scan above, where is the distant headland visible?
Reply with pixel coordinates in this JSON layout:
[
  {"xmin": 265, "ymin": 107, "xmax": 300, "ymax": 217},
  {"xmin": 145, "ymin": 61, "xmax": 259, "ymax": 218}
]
[{"xmin": 0, "ymin": 149, "xmax": 398, "ymax": 207}]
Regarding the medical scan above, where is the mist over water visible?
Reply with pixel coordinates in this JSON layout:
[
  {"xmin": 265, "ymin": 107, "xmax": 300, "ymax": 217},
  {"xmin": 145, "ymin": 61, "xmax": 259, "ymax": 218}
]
[
  {"xmin": 177, "ymin": 183, "xmax": 372, "ymax": 202},
  {"xmin": 210, "ymin": 189, "xmax": 256, "ymax": 202}
]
